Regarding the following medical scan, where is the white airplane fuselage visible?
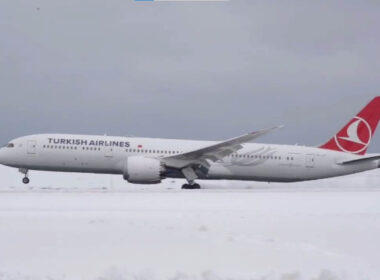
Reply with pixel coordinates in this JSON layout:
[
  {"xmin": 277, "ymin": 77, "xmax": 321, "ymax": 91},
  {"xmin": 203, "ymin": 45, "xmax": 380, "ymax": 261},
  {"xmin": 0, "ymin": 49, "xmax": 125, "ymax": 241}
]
[{"xmin": 0, "ymin": 133, "xmax": 378, "ymax": 184}]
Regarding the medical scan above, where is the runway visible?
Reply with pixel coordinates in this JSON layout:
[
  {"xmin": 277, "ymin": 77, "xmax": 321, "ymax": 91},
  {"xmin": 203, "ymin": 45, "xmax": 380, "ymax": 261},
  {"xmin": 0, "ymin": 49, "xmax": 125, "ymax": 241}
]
[{"xmin": 1, "ymin": 189, "xmax": 379, "ymax": 280}]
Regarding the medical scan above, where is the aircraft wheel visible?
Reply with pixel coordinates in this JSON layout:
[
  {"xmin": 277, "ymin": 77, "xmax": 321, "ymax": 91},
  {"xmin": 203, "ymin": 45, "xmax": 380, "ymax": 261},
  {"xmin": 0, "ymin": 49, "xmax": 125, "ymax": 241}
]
[
  {"xmin": 22, "ymin": 177, "xmax": 30, "ymax": 184},
  {"xmin": 192, "ymin": 183, "xmax": 201, "ymax": 189},
  {"xmin": 182, "ymin": 183, "xmax": 201, "ymax": 189}
]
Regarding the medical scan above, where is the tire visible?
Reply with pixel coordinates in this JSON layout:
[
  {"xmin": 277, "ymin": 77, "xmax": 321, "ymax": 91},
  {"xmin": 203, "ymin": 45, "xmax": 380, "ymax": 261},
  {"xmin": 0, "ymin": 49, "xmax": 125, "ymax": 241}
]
[{"xmin": 182, "ymin": 183, "xmax": 201, "ymax": 189}]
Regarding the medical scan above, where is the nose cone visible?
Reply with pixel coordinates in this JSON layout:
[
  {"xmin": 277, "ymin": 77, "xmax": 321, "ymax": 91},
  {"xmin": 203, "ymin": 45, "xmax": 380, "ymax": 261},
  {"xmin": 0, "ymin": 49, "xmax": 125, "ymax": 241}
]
[
  {"xmin": 0, "ymin": 147, "xmax": 11, "ymax": 166},
  {"xmin": 0, "ymin": 148, "xmax": 5, "ymax": 164}
]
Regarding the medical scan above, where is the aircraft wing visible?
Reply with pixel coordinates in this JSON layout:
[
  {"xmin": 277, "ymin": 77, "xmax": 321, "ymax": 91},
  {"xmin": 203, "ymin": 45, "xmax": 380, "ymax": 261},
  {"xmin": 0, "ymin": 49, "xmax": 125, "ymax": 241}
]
[{"xmin": 162, "ymin": 126, "xmax": 283, "ymax": 169}]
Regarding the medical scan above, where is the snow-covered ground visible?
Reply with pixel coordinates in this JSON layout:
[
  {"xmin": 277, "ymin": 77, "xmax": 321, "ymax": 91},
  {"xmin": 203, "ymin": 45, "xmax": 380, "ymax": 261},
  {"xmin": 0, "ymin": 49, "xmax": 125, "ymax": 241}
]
[{"xmin": 0, "ymin": 165, "xmax": 380, "ymax": 280}]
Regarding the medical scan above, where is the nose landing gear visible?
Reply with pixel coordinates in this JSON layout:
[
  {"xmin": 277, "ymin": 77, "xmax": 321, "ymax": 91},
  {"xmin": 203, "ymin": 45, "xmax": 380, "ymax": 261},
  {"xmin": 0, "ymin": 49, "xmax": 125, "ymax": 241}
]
[{"xmin": 19, "ymin": 168, "xmax": 30, "ymax": 184}]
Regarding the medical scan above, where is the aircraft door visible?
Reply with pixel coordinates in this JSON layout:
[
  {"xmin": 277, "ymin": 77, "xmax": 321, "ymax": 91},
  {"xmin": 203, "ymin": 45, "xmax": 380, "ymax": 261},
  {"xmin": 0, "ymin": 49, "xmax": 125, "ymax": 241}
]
[
  {"xmin": 27, "ymin": 140, "xmax": 37, "ymax": 154},
  {"xmin": 305, "ymin": 154, "xmax": 315, "ymax": 168},
  {"xmin": 104, "ymin": 146, "xmax": 114, "ymax": 158}
]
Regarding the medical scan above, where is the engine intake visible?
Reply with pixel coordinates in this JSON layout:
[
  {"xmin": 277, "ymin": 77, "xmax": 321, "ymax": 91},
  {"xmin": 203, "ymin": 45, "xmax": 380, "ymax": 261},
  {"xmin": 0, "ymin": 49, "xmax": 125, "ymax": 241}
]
[{"xmin": 123, "ymin": 156, "xmax": 165, "ymax": 184}]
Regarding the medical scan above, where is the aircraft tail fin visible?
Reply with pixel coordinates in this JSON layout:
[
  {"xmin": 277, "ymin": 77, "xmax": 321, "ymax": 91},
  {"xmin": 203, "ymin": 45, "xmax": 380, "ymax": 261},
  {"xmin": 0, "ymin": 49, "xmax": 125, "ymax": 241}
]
[{"xmin": 319, "ymin": 96, "xmax": 380, "ymax": 155}]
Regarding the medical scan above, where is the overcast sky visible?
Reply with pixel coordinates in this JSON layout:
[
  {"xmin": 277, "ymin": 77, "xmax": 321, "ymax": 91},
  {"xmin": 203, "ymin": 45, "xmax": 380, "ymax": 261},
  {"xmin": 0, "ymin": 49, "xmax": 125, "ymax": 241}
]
[{"xmin": 0, "ymin": 1, "xmax": 379, "ymax": 152}]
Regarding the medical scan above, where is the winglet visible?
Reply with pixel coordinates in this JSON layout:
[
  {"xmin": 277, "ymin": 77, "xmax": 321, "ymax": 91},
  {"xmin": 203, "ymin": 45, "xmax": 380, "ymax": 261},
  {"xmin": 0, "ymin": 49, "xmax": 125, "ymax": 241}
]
[{"xmin": 247, "ymin": 125, "xmax": 284, "ymax": 142}]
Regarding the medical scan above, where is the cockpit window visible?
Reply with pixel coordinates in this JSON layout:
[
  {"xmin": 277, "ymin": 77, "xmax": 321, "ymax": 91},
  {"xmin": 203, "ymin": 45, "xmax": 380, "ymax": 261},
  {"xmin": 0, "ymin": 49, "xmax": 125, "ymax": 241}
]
[{"xmin": 6, "ymin": 143, "xmax": 14, "ymax": 148}]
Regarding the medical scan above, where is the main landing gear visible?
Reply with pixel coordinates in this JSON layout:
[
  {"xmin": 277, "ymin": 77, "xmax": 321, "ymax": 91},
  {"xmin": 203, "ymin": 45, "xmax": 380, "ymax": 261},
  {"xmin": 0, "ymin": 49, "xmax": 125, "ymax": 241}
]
[
  {"xmin": 181, "ymin": 183, "xmax": 201, "ymax": 189},
  {"xmin": 19, "ymin": 168, "xmax": 30, "ymax": 184},
  {"xmin": 181, "ymin": 166, "xmax": 201, "ymax": 189}
]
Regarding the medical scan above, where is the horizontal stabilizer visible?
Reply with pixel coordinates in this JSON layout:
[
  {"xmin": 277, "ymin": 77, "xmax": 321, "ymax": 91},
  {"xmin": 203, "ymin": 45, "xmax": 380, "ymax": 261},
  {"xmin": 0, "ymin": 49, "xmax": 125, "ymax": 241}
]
[{"xmin": 338, "ymin": 155, "xmax": 380, "ymax": 165}]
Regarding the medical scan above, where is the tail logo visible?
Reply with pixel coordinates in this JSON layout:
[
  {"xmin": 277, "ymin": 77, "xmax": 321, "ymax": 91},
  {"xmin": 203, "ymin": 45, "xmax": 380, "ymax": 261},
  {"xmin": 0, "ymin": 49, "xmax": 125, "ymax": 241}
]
[{"xmin": 334, "ymin": 117, "xmax": 372, "ymax": 154}]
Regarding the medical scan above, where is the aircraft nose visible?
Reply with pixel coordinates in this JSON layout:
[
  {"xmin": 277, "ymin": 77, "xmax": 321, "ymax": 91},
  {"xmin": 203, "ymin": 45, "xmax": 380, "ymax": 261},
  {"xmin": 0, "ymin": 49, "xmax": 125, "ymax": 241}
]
[
  {"xmin": 0, "ymin": 148, "xmax": 4, "ymax": 164},
  {"xmin": 0, "ymin": 147, "xmax": 9, "ymax": 165}
]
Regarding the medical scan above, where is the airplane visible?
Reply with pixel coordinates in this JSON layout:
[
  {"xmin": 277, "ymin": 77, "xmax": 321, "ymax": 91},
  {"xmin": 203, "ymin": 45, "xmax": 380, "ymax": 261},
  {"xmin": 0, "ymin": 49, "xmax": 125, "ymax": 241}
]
[{"xmin": 0, "ymin": 97, "xmax": 379, "ymax": 189}]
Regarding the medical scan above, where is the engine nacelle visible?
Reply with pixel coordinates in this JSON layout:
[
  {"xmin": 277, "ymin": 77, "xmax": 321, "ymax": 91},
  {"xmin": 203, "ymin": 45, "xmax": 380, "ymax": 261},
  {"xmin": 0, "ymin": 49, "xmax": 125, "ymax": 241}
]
[{"xmin": 123, "ymin": 156, "xmax": 165, "ymax": 184}]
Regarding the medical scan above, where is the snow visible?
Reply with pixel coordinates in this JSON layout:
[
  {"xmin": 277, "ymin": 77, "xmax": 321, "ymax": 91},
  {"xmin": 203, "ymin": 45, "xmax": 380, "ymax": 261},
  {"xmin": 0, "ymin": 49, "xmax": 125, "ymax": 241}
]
[{"xmin": 0, "ymin": 165, "xmax": 380, "ymax": 280}]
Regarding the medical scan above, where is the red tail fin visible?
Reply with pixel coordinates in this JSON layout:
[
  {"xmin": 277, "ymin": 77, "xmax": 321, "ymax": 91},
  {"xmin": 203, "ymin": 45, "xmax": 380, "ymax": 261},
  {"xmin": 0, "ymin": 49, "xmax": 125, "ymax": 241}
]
[{"xmin": 319, "ymin": 96, "xmax": 380, "ymax": 155}]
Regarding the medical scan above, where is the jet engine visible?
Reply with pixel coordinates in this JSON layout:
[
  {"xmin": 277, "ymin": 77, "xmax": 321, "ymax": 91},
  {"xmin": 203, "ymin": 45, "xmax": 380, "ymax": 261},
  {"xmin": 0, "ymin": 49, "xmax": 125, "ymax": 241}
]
[{"xmin": 123, "ymin": 156, "xmax": 165, "ymax": 184}]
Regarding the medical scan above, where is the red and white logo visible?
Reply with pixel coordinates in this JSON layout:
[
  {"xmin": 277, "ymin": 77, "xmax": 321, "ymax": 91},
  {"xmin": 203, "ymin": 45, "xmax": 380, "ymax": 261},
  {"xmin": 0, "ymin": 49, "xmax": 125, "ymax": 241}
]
[{"xmin": 334, "ymin": 117, "xmax": 372, "ymax": 154}]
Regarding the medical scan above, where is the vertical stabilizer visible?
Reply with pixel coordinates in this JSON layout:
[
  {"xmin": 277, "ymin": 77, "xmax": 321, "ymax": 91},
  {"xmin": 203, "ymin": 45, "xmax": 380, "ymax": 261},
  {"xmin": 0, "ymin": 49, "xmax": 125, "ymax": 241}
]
[{"xmin": 319, "ymin": 97, "xmax": 380, "ymax": 155}]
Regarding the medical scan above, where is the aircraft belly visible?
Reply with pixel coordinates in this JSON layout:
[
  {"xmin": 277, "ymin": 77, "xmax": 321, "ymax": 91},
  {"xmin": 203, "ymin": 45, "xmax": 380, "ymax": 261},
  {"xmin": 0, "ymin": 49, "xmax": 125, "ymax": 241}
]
[
  {"xmin": 207, "ymin": 162, "xmax": 303, "ymax": 182},
  {"xmin": 23, "ymin": 151, "xmax": 124, "ymax": 174}
]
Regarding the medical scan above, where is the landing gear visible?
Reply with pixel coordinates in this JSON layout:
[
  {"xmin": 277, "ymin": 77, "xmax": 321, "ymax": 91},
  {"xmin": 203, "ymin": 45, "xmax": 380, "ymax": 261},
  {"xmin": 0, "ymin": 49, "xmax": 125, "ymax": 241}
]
[
  {"xmin": 181, "ymin": 166, "xmax": 201, "ymax": 190},
  {"xmin": 181, "ymin": 183, "xmax": 201, "ymax": 189},
  {"xmin": 19, "ymin": 168, "xmax": 30, "ymax": 184}
]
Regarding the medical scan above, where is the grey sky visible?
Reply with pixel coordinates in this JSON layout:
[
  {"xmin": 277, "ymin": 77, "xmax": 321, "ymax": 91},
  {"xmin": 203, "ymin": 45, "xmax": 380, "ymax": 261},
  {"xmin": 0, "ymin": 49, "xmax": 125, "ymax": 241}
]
[{"xmin": 0, "ymin": 1, "xmax": 379, "ymax": 152}]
